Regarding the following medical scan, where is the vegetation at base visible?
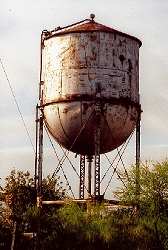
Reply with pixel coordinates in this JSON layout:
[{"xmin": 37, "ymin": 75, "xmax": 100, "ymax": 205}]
[{"xmin": 0, "ymin": 161, "xmax": 168, "ymax": 249}]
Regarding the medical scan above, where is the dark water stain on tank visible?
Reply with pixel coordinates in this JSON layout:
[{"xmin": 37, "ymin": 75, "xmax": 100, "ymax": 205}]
[{"xmin": 119, "ymin": 54, "xmax": 125, "ymax": 66}]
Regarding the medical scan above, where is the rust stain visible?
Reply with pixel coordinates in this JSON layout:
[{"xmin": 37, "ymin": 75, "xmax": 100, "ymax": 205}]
[
  {"xmin": 43, "ymin": 95, "xmax": 141, "ymax": 112},
  {"xmin": 41, "ymin": 20, "xmax": 141, "ymax": 155},
  {"xmin": 44, "ymin": 21, "xmax": 142, "ymax": 47}
]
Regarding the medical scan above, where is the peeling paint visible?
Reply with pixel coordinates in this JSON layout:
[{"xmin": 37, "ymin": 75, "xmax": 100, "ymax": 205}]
[{"xmin": 42, "ymin": 21, "xmax": 141, "ymax": 155}]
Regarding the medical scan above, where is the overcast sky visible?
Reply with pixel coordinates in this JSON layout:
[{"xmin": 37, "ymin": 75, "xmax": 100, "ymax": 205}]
[{"xmin": 1, "ymin": 0, "xmax": 168, "ymax": 198}]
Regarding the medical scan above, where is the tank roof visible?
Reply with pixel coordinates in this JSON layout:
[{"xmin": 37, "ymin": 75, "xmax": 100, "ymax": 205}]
[{"xmin": 43, "ymin": 19, "xmax": 142, "ymax": 47}]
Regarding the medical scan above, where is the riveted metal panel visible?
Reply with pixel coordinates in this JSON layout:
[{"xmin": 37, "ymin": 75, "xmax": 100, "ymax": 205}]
[
  {"xmin": 42, "ymin": 27, "xmax": 140, "ymax": 155},
  {"xmin": 43, "ymin": 32, "xmax": 139, "ymax": 103}
]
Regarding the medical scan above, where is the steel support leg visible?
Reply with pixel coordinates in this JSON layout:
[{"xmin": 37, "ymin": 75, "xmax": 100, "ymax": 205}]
[
  {"xmin": 37, "ymin": 112, "xmax": 43, "ymax": 208},
  {"xmin": 34, "ymin": 104, "xmax": 39, "ymax": 191},
  {"xmin": 136, "ymin": 113, "xmax": 141, "ymax": 204},
  {"xmin": 79, "ymin": 155, "xmax": 85, "ymax": 199},
  {"xmin": 86, "ymin": 156, "xmax": 93, "ymax": 197},
  {"xmin": 94, "ymin": 102, "xmax": 101, "ymax": 196}
]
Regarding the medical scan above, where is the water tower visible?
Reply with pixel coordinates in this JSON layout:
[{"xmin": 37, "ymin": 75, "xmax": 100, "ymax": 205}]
[{"xmin": 35, "ymin": 15, "xmax": 142, "ymax": 204}]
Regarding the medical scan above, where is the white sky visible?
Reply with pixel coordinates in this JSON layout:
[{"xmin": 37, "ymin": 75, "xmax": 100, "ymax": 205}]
[{"xmin": 1, "ymin": 0, "xmax": 168, "ymax": 198}]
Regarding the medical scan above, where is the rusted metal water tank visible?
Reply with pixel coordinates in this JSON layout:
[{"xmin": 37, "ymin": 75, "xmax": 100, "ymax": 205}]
[{"xmin": 41, "ymin": 17, "xmax": 142, "ymax": 155}]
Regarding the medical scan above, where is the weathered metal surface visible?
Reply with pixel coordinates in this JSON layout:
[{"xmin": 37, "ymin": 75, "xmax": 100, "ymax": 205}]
[
  {"xmin": 42, "ymin": 21, "xmax": 141, "ymax": 155},
  {"xmin": 44, "ymin": 21, "xmax": 142, "ymax": 47}
]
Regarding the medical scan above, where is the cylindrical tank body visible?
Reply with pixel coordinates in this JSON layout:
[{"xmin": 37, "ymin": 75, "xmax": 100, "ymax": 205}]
[{"xmin": 42, "ymin": 21, "xmax": 141, "ymax": 155}]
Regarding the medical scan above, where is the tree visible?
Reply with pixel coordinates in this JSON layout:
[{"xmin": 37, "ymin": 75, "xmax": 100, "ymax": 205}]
[
  {"xmin": 0, "ymin": 202, "xmax": 11, "ymax": 250},
  {"xmin": 1, "ymin": 162, "xmax": 168, "ymax": 250},
  {"xmin": 0, "ymin": 169, "xmax": 65, "ymax": 249},
  {"xmin": 116, "ymin": 160, "xmax": 168, "ymax": 250}
]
